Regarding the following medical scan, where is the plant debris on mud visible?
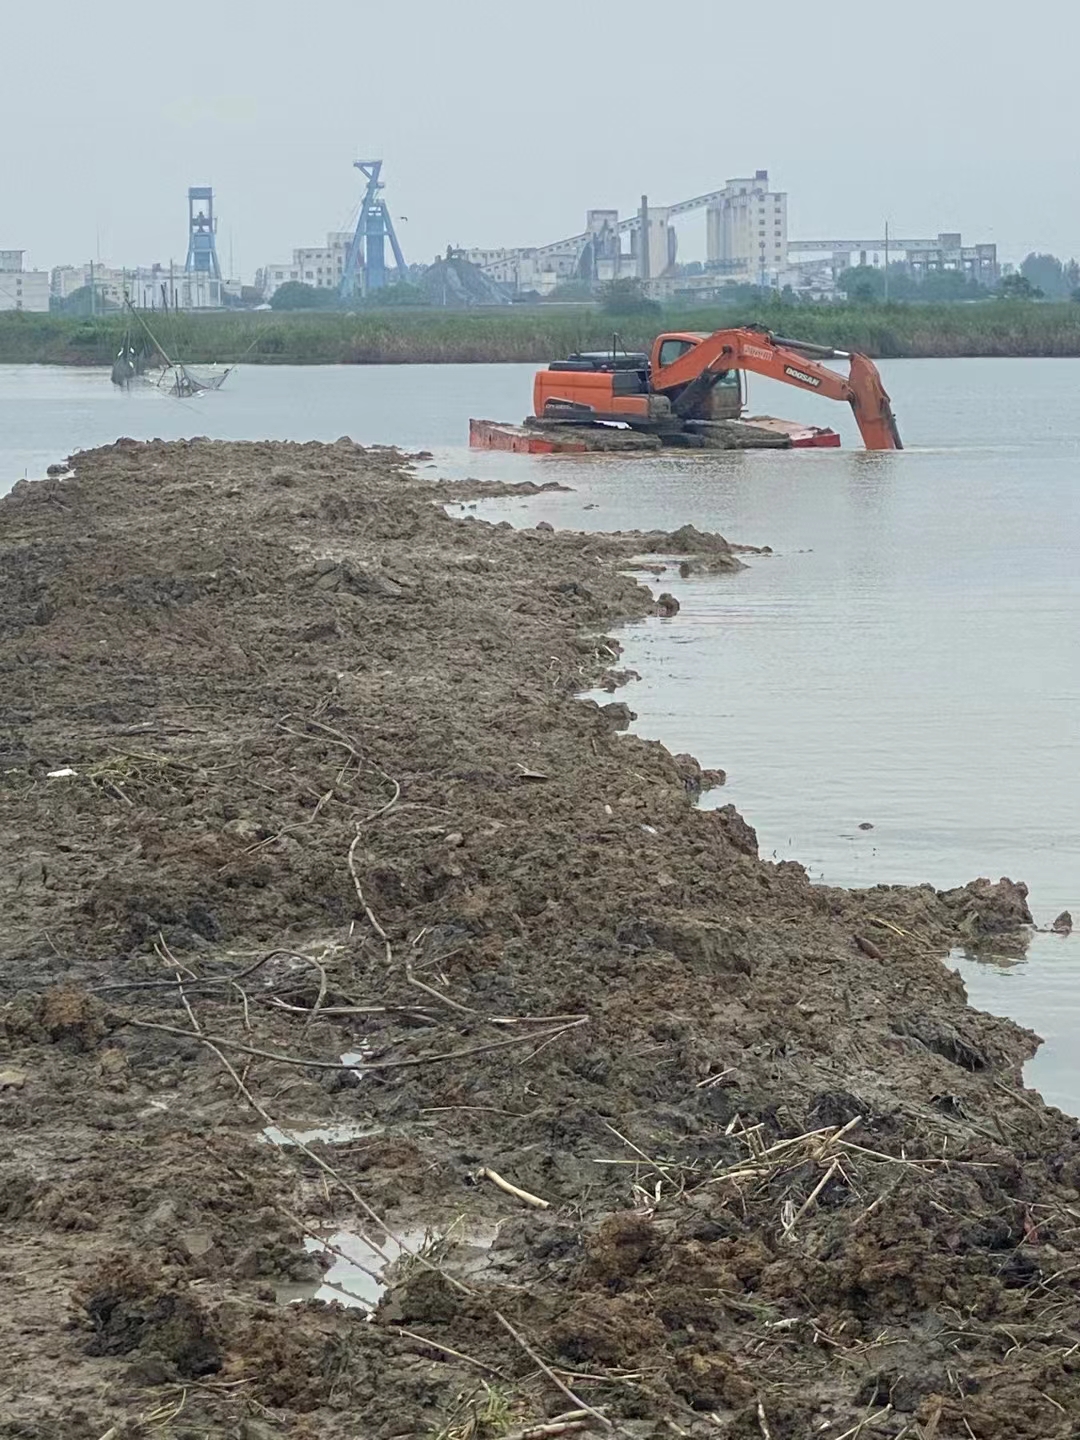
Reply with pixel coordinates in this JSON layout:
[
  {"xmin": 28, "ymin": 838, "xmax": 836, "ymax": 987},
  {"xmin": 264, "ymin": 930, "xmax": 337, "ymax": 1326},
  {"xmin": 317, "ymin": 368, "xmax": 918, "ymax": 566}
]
[{"xmin": 1, "ymin": 437, "xmax": 1078, "ymax": 1440}]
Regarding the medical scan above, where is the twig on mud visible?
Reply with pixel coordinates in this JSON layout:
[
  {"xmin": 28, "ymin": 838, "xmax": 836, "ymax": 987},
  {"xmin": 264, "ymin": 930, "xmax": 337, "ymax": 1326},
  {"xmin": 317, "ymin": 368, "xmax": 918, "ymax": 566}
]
[
  {"xmin": 756, "ymin": 1399, "xmax": 773, "ymax": 1440},
  {"xmin": 391, "ymin": 1326, "xmax": 507, "ymax": 1379},
  {"xmin": 43, "ymin": 931, "xmax": 69, "ymax": 962},
  {"xmin": 830, "ymin": 1407, "xmax": 893, "ymax": 1440},
  {"xmin": 696, "ymin": 1067, "xmax": 735, "ymax": 1089},
  {"xmin": 479, "ymin": 1167, "xmax": 551, "ymax": 1210},
  {"xmin": 921, "ymin": 1398, "xmax": 944, "ymax": 1440},
  {"xmin": 267, "ymin": 997, "xmax": 438, "ymax": 1022},
  {"xmin": 302, "ymin": 951, "xmax": 330, "ymax": 1033},
  {"xmin": 493, "ymin": 1311, "xmax": 611, "ymax": 1432},
  {"xmin": 123, "ymin": 1016, "xmax": 588, "ymax": 1071},
  {"xmin": 423, "ymin": 1105, "xmax": 536, "ymax": 1118},
  {"xmin": 782, "ymin": 1159, "xmax": 842, "ymax": 1237},
  {"xmin": 231, "ymin": 981, "xmax": 252, "ymax": 1031},
  {"xmin": 502, "ymin": 1416, "xmax": 593, "ymax": 1440},
  {"xmin": 600, "ymin": 1120, "xmax": 675, "ymax": 1182},
  {"xmin": 348, "ymin": 827, "xmax": 477, "ymax": 1021},
  {"xmin": 156, "ymin": 932, "xmax": 198, "ymax": 981},
  {"xmin": 88, "ymin": 949, "xmax": 279, "ymax": 994},
  {"xmin": 285, "ymin": 717, "xmax": 402, "ymax": 827}
]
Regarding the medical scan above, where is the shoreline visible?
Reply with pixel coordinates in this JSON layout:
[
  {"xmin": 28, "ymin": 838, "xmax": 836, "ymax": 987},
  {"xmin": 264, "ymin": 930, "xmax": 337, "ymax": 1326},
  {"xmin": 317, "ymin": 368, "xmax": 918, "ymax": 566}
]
[{"xmin": 1, "ymin": 439, "xmax": 1077, "ymax": 1438}]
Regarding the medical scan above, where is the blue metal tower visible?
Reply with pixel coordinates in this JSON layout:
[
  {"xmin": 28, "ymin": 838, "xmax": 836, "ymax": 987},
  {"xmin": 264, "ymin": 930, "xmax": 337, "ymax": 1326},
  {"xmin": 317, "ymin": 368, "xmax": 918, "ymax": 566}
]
[
  {"xmin": 185, "ymin": 187, "xmax": 222, "ymax": 280},
  {"xmin": 340, "ymin": 160, "xmax": 407, "ymax": 299}
]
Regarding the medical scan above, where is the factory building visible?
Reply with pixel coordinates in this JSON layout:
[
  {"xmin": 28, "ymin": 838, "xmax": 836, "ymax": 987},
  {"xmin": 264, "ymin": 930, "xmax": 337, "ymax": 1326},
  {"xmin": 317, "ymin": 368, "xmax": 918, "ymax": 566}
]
[
  {"xmin": 704, "ymin": 172, "xmax": 788, "ymax": 283},
  {"xmin": 52, "ymin": 262, "xmax": 226, "ymax": 310},
  {"xmin": 0, "ymin": 251, "xmax": 51, "ymax": 312},
  {"xmin": 260, "ymin": 233, "xmax": 356, "ymax": 296},
  {"xmin": 788, "ymin": 233, "xmax": 999, "ymax": 286}
]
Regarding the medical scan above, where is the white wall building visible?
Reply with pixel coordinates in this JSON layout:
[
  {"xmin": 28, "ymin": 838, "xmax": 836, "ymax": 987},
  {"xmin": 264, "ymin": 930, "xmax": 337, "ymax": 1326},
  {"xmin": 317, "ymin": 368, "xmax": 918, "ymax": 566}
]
[
  {"xmin": 51, "ymin": 262, "xmax": 228, "ymax": 310},
  {"xmin": 705, "ymin": 171, "xmax": 788, "ymax": 284},
  {"xmin": 262, "ymin": 232, "xmax": 352, "ymax": 296},
  {"xmin": 0, "ymin": 251, "xmax": 51, "ymax": 312}
]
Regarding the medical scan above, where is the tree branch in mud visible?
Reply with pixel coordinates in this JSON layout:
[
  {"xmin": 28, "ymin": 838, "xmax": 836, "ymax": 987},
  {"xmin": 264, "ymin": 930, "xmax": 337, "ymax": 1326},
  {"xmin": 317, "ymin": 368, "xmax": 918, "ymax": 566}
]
[
  {"xmin": 493, "ymin": 1311, "xmax": 612, "ymax": 1433},
  {"xmin": 122, "ymin": 1015, "xmax": 588, "ymax": 1070},
  {"xmin": 478, "ymin": 1167, "xmax": 551, "ymax": 1210}
]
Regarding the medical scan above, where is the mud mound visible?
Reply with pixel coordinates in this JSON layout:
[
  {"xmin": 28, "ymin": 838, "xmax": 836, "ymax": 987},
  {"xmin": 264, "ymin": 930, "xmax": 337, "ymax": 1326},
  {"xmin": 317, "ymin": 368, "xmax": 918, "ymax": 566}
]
[{"xmin": 0, "ymin": 438, "xmax": 1074, "ymax": 1439}]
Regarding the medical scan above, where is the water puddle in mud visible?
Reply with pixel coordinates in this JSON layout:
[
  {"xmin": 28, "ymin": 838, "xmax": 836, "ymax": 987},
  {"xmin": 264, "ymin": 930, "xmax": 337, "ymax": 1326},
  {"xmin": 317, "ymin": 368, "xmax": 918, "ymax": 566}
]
[
  {"xmin": 276, "ymin": 1223, "xmax": 498, "ymax": 1310},
  {"xmin": 260, "ymin": 1121, "xmax": 376, "ymax": 1147}
]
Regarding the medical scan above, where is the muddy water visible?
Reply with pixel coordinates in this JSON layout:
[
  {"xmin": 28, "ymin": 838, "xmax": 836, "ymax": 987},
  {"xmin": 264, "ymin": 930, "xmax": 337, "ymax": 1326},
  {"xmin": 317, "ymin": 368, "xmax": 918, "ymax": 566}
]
[
  {"xmin": 276, "ymin": 1225, "xmax": 498, "ymax": 1310},
  {"xmin": 3, "ymin": 357, "xmax": 1078, "ymax": 1110}
]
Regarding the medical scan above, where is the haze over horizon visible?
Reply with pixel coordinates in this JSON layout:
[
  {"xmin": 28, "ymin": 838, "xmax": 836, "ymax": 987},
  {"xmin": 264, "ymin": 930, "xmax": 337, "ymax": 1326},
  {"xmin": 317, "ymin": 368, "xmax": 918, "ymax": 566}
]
[{"xmin": 3, "ymin": 0, "xmax": 1076, "ymax": 281}]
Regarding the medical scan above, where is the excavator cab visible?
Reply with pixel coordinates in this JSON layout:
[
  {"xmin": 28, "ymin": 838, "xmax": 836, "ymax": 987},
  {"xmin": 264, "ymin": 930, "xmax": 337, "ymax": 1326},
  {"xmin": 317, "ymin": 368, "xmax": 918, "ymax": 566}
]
[{"xmin": 654, "ymin": 334, "xmax": 743, "ymax": 420}]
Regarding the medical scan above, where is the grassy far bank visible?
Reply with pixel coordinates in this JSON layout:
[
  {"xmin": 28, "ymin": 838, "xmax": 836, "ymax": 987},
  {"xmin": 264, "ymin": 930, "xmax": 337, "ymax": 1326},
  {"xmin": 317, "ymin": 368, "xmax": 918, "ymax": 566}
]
[{"xmin": 6, "ymin": 300, "xmax": 1080, "ymax": 366}]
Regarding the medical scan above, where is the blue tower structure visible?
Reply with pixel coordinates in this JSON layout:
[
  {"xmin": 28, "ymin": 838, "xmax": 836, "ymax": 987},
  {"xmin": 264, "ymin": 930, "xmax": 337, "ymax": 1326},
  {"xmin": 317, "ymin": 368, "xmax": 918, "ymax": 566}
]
[
  {"xmin": 185, "ymin": 187, "xmax": 222, "ymax": 280},
  {"xmin": 340, "ymin": 160, "xmax": 407, "ymax": 299}
]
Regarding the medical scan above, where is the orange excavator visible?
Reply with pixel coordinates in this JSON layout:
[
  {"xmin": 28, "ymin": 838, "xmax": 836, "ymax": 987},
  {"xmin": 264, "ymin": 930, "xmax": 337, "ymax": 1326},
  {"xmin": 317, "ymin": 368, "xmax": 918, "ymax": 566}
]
[{"xmin": 529, "ymin": 325, "xmax": 902, "ymax": 450}]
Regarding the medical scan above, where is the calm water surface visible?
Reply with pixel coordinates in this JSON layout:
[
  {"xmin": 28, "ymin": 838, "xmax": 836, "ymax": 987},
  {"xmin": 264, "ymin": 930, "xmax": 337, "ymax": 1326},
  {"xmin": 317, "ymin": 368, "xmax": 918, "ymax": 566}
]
[{"xmin": 2, "ymin": 359, "xmax": 1077, "ymax": 1109}]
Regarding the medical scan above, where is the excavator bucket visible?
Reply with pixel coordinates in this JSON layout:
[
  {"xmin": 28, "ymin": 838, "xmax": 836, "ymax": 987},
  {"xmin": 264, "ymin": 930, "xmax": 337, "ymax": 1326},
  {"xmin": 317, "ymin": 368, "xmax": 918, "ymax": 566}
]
[{"xmin": 847, "ymin": 354, "xmax": 902, "ymax": 450}]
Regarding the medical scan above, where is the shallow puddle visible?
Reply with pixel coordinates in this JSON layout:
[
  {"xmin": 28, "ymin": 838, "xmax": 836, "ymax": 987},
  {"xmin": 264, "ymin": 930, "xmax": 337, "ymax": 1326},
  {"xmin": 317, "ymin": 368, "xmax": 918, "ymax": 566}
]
[
  {"xmin": 277, "ymin": 1223, "xmax": 498, "ymax": 1310},
  {"xmin": 260, "ymin": 1121, "xmax": 376, "ymax": 1147}
]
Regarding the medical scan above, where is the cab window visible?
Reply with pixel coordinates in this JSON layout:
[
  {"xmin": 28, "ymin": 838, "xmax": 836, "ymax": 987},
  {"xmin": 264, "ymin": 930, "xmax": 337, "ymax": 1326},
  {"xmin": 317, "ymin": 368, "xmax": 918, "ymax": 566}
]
[{"xmin": 658, "ymin": 338, "xmax": 695, "ymax": 369}]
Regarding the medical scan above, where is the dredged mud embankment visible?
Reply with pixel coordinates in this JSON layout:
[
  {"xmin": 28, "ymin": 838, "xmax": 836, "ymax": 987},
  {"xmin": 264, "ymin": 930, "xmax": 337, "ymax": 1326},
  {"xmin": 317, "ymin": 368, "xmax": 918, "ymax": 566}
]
[{"xmin": 1, "ymin": 438, "xmax": 1076, "ymax": 1440}]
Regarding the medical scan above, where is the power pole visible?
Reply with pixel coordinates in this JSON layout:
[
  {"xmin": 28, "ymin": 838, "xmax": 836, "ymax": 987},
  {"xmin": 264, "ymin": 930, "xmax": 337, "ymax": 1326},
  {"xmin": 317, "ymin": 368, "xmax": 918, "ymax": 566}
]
[
  {"xmin": 884, "ymin": 221, "xmax": 890, "ymax": 302},
  {"xmin": 89, "ymin": 259, "xmax": 96, "ymax": 317}
]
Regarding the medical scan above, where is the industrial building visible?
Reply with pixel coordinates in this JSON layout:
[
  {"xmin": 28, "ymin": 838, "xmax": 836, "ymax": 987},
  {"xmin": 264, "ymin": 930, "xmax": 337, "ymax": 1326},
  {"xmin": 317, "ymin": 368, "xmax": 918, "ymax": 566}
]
[
  {"xmin": 48, "ymin": 187, "xmax": 231, "ymax": 311},
  {"xmin": 787, "ymin": 234, "xmax": 999, "ymax": 287},
  {"xmin": 468, "ymin": 172, "xmax": 790, "ymax": 298},
  {"xmin": 464, "ymin": 171, "xmax": 1001, "ymax": 303},
  {"xmin": 705, "ymin": 172, "xmax": 788, "ymax": 281},
  {"xmin": 52, "ymin": 261, "xmax": 226, "ymax": 311},
  {"xmin": 260, "ymin": 232, "xmax": 354, "ymax": 296},
  {"xmin": 0, "ymin": 250, "xmax": 51, "ymax": 312}
]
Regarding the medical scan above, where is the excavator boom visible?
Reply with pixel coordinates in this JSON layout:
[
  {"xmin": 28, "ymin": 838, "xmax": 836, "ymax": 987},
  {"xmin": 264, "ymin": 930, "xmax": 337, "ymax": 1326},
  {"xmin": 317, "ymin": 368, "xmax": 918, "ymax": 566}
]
[{"xmin": 652, "ymin": 327, "xmax": 902, "ymax": 450}]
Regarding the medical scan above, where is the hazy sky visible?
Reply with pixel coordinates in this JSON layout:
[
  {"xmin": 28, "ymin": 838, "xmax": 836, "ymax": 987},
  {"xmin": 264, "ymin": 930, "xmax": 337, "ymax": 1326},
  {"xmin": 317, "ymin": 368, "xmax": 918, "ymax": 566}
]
[{"xmin": 4, "ymin": 0, "xmax": 1077, "ymax": 279}]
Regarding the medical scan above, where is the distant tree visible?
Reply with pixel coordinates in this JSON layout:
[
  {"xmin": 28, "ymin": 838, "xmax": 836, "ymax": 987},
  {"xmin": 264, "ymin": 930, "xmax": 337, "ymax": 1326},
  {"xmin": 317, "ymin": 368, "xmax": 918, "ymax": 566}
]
[
  {"xmin": 598, "ymin": 277, "xmax": 661, "ymax": 317},
  {"xmin": 919, "ymin": 269, "xmax": 988, "ymax": 301},
  {"xmin": 52, "ymin": 284, "xmax": 121, "ymax": 317},
  {"xmin": 1019, "ymin": 253, "xmax": 1066, "ymax": 299},
  {"xmin": 544, "ymin": 280, "xmax": 595, "ymax": 302},
  {"xmin": 999, "ymin": 272, "xmax": 1042, "ymax": 300},
  {"xmin": 269, "ymin": 281, "xmax": 340, "ymax": 311},
  {"xmin": 836, "ymin": 265, "xmax": 886, "ymax": 301},
  {"xmin": 837, "ymin": 264, "xmax": 986, "ymax": 304},
  {"xmin": 361, "ymin": 281, "xmax": 427, "ymax": 307}
]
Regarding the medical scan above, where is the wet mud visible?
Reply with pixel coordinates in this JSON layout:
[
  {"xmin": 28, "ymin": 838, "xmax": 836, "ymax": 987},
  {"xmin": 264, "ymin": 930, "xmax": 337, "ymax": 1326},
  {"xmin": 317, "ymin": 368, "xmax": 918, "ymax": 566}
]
[{"xmin": 1, "ymin": 438, "xmax": 1078, "ymax": 1438}]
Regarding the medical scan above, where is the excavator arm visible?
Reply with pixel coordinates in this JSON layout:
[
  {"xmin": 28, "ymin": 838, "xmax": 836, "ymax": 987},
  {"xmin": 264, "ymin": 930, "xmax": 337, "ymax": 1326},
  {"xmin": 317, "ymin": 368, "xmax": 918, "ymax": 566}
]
[{"xmin": 653, "ymin": 327, "xmax": 902, "ymax": 450}]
